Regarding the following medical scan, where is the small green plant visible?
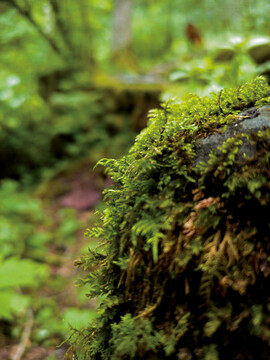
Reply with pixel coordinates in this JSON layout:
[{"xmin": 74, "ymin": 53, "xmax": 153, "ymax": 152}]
[
  {"xmin": 166, "ymin": 37, "xmax": 262, "ymax": 100},
  {"xmin": 0, "ymin": 257, "xmax": 47, "ymax": 320},
  {"xmin": 0, "ymin": 180, "xmax": 52, "ymax": 259},
  {"xmin": 0, "ymin": 179, "xmax": 87, "ymax": 349},
  {"xmin": 0, "ymin": 180, "xmax": 50, "ymax": 320},
  {"xmin": 71, "ymin": 77, "xmax": 270, "ymax": 359}
]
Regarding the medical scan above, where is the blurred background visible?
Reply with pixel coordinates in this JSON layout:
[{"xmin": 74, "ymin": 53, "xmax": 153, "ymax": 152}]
[{"xmin": 0, "ymin": 0, "xmax": 270, "ymax": 359}]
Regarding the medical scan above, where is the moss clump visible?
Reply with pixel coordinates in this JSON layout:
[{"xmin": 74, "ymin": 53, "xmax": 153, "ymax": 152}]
[{"xmin": 71, "ymin": 77, "xmax": 270, "ymax": 359}]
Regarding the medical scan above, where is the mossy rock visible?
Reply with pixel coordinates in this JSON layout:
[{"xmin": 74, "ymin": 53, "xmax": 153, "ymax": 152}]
[
  {"xmin": 71, "ymin": 78, "xmax": 270, "ymax": 360},
  {"xmin": 212, "ymin": 47, "xmax": 236, "ymax": 62},
  {"xmin": 246, "ymin": 38, "xmax": 270, "ymax": 65}
]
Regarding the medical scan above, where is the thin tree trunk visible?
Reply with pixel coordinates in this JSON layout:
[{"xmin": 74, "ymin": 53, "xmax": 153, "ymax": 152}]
[{"xmin": 112, "ymin": 0, "xmax": 132, "ymax": 54}]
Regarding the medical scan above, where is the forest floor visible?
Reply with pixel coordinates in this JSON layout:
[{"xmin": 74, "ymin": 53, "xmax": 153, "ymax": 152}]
[{"xmin": 1, "ymin": 164, "xmax": 104, "ymax": 360}]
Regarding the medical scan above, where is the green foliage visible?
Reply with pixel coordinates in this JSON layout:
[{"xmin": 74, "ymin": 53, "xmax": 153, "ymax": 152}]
[
  {"xmin": 0, "ymin": 65, "xmax": 125, "ymax": 181},
  {"xmin": 110, "ymin": 314, "xmax": 159, "ymax": 359},
  {"xmin": 0, "ymin": 258, "xmax": 47, "ymax": 320},
  {"xmin": 0, "ymin": 179, "xmax": 90, "ymax": 349},
  {"xmin": 0, "ymin": 2, "xmax": 135, "ymax": 183},
  {"xmin": 0, "ymin": 180, "xmax": 50, "ymax": 320},
  {"xmin": 63, "ymin": 308, "xmax": 97, "ymax": 331},
  {"xmin": 165, "ymin": 35, "xmax": 270, "ymax": 100},
  {"xmin": 1, "ymin": 0, "xmax": 270, "ymax": 184},
  {"xmin": 72, "ymin": 77, "xmax": 270, "ymax": 359},
  {"xmin": 2, "ymin": 0, "xmax": 270, "ymax": 356},
  {"xmin": 0, "ymin": 180, "xmax": 51, "ymax": 259},
  {"xmin": 168, "ymin": 50, "xmax": 258, "ymax": 97},
  {"xmin": 56, "ymin": 208, "xmax": 80, "ymax": 243},
  {"xmin": 133, "ymin": 0, "xmax": 270, "ymax": 62}
]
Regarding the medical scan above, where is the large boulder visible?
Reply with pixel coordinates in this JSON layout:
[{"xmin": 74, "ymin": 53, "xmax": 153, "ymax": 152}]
[{"xmin": 71, "ymin": 77, "xmax": 270, "ymax": 360}]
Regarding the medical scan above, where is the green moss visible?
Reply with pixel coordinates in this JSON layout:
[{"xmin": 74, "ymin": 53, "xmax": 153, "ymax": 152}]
[{"xmin": 70, "ymin": 77, "xmax": 270, "ymax": 359}]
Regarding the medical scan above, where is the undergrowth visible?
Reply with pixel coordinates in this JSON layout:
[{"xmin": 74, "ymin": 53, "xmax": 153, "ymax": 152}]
[
  {"xmin": 70, "ymin": 77, "xmax": 270, "ymax": 359},
  {"xmin": 0, "ymin": 180, "xmax": 93, "ymax": 350}
]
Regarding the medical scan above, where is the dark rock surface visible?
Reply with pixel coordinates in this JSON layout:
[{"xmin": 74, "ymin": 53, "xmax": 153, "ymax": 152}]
[
  {"xmin": 247, "ymin": 39, "xmax": 270, "ymax": 64},
  {"xmin": 213, "ymin": 47, "xmax": 236, "ymax": 62},
  {"xmin": 194, "ymin": 104, "xmax": 270, "ymax": 165}
]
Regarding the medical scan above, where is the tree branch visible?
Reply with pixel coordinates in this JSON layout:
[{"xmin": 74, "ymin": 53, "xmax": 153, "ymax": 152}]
[
  {"xmin": 12, "ymin": 309, "xmax": 34, "ymax": 360},
  {"xmin": 1, "ymin": 0, "xmax": 65, "ymax": 59},
  {"xmin": 49, "ymin": 0, "xmax": 75, "ymax": 54}
]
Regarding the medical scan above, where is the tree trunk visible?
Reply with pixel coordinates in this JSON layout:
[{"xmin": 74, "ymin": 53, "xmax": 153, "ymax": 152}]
[
  {"xmin": 112, "ymin": 0, "xmax": 136, "ymax": 69},
  {"xmin": 112, "ymin": 0, "xmax": 132, "ymax": 54}
]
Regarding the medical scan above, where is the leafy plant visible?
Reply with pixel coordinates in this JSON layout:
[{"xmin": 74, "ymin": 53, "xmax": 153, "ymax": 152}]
[
  {"xmin": 0, "ymin": 178, "xmax": 95, "ymax": 351},
  {"xmin": 167, "ymin": 42, "xmax": 259, "ymax": 100},
  {"xmin": 0, "ymin": 180, "xmax": 50, "ymax": 319},
  {"xmin": 0, "ymin": 258, "xmax": 48, "ymax": 320}
]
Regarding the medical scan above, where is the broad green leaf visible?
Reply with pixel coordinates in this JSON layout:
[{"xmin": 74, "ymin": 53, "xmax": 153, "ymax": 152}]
[
  {"xmin": 62, "ymin": 308, "xmax": 97, "ymax": 330},
  {"xmin": 0, "ymin": 290, "xmax": 30, "ymax": 320},
  {"xmin": 0, "ymin": 258, "xmax": 48, "ymax": 288}
]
